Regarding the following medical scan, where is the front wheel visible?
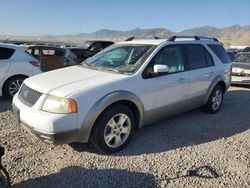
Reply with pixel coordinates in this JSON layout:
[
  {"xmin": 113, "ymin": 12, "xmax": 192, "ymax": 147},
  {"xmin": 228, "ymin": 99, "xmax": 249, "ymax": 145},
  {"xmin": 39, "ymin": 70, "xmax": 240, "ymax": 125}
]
[
  {"xmin": 204, "ymin": 85, "xmax": 224, "ymax": 114},
  {"xmin": 90, "ymin": 105, "xmax": 136, "ymax": 154}
]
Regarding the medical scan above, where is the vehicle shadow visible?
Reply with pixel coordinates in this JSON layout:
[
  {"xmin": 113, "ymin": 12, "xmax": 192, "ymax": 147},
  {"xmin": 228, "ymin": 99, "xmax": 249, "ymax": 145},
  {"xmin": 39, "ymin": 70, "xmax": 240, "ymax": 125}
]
[
  {"xmin": 13, "ymin": 166, "xmax": 157, "ymax": 188},
  {"xmin": 0, "ymin": 97, "xmax": 12, "ymax": 113},
  {"xmin": 71, "ymin": 88, "xmax": 250, "ymax": 156}
]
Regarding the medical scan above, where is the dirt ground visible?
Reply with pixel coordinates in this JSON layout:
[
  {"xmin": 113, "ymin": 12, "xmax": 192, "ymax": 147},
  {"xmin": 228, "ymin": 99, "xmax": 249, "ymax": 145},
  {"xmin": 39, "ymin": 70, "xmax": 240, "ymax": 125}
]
[{"xmin": 0, "ymin": 86, "xmax": 249, "ymax": 188}]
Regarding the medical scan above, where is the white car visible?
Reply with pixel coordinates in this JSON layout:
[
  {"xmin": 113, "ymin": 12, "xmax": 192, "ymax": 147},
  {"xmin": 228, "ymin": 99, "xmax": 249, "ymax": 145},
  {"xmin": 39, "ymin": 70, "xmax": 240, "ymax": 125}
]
[
  {"xmin": 0, "ymin": 43, "xmax": 41, "ymax": 97},
  {"xmin": 12, "ymin": 36, "xmax": 231, "ymax": 153}
]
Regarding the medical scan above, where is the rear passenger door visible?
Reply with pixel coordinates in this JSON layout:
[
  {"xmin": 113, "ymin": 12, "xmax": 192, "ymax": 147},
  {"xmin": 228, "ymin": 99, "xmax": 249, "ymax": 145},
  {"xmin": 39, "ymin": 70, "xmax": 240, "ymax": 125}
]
[
  {"xmin": 185, "ymin": 44, "xmax": 216, "ymax": 106},
  {"xmin": 0, "ymin": 47, "xmax": 14, "ymax": 82}
]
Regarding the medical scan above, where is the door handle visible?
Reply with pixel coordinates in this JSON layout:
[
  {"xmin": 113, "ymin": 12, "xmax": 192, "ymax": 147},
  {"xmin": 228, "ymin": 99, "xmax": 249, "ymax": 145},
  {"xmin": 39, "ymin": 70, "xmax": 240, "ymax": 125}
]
[
  {"xmin": 209, "ymin": 71, "xmax": 215, "ymax": 75},
  {"xmin": 201, "ymin": 71, "xmax": 215, "ymax": 77}
]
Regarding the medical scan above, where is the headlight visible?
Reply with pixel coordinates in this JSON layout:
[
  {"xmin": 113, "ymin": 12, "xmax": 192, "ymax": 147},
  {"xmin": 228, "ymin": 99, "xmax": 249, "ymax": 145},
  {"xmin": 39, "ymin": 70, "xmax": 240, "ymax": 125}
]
[{"xmin": 42, "ymin": 95, "xmax": 77, "ymax": 114}]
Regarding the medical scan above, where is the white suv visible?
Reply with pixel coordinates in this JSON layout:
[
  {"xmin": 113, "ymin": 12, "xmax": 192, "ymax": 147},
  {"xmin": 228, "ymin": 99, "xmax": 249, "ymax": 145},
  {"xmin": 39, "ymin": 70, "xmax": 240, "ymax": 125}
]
[
  {"xmin": 0, "ymin": 43, "xmax": 41, "ymax": 97},
  {"xmin": 12, "ymin": 36, "xmax": 232, "ymax": 153}
]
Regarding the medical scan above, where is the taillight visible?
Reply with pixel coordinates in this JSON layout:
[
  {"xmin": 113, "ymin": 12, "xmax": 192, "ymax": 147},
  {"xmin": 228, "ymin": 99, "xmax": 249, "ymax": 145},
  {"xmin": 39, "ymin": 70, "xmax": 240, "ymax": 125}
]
[{"xmin": 29, "ymin": 61, "xmax": 40, "ymax": 67}]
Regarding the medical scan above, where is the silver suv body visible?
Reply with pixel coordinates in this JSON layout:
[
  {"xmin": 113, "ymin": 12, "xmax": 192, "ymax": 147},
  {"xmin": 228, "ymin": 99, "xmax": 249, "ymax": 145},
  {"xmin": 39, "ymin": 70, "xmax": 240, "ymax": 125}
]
[{"xmin": 12, "ymin": 36, "xmax": 232, "ymax": 153}]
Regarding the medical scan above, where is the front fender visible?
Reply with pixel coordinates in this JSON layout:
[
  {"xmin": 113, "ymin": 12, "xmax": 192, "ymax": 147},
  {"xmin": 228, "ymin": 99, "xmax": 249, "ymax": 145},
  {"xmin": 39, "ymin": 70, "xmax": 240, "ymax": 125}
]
[{"xmin": 77, "ymin": 90, "xmax": 144, "ymax": 143}]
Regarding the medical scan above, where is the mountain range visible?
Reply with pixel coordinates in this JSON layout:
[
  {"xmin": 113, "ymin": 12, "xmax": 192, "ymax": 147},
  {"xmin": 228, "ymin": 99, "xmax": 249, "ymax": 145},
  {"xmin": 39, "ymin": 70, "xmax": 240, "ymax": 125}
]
[{"xmin": 1, "ymin": 25, "xmax": 250, "ymax": 46}]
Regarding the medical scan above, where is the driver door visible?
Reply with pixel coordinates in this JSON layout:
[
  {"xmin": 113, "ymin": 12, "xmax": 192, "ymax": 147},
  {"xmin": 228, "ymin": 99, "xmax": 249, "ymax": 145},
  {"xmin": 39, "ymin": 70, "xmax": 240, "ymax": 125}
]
[{"xmin": 143, "ymin": 45, "xmax": 189, "ymax": 123}]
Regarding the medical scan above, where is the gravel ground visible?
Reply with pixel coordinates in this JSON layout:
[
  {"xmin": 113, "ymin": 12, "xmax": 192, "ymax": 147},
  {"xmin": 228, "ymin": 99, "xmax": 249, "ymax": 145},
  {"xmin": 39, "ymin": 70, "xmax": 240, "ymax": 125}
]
[{"xmin": 0, "ymin": 86, "xmax": 249, "ymax": 188}]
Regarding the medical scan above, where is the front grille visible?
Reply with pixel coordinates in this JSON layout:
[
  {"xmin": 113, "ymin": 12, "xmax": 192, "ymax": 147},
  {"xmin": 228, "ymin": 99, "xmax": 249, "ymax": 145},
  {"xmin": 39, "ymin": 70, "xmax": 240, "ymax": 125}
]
[{"xmin": 18, "ymin": 84, "xmax": 42, "ymax": 107}]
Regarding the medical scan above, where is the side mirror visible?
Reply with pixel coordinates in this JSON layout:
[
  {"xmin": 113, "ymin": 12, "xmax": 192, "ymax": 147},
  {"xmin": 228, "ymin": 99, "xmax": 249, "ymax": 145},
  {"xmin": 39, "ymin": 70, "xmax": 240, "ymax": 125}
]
[{"xmin": 153, "ymin": 64, "xmax": 169, "ymax": 73}]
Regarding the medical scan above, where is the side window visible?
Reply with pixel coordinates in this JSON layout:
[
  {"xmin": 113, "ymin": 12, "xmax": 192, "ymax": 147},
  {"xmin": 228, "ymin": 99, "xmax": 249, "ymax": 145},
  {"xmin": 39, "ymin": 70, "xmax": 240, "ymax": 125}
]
[
  {"xmin": 186, "ymin": 45, "xmax": 211, "ymax": 70},
  {"xmin": 0, "ymin": 47, "xmax": 15, "ymax": 60},
  {"xmin": 205, "ymin": 49, "xmax": 214, "ymax": 66},
  {"xmin": 208, "ymin": 44, "xmax": 231, "ymax": 64},
  {"xmin": 150, "ymin": 46, "xmax": 185, "ymax": 73},
  {"xmin": 34, "ymin": 49, "xmax": 39, "ymax": 56}
]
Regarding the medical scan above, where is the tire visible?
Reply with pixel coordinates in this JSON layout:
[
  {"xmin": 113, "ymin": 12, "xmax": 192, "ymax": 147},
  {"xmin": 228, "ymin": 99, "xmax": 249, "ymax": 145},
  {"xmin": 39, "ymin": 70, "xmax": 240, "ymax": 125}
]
[
  {"xmin": 204, "ymin": 85, "xmax": 224, "ymax": 114},
  {"xmin": 90, "ymin": 104, "xmax": 136, "ymax": 154},
  {"xmin": 3, "ymin": 76, "xmax": 26, "ymax": 98}
]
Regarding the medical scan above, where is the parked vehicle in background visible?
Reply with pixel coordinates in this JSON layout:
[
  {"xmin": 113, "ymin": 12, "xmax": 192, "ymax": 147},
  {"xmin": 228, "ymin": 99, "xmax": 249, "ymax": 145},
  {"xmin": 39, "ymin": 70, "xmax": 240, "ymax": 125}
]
[
  {"xmin": 227, "ymin": 51, "xmax": 235, "ymax": 61},
  {"xmin": 231, "ymin": 52, "xmax": 250, "ymax": 85},
  {"xmin": 0, "ymin": 43, "xmax": 41, "ymax": 97},
  {"xmin": 67, "ymin": 47, "xmax": 88, "ymax": 63},
  {"xmin": 27, "ymin": 45, "xmax": 79, "ymax": 72},
  {"xmin": 12, "ymin": 36, "xmax": 231, "ymax": 153},
  {"xmin": 68, "ymin": 41, "xmax": 114, "ymax": 63},
  {"xmin": 241, "ymin": 46, "xmax": 250, "ymax": 53},
  {"xmin": 80, "ymin": 40, "xmax": 114, "ymax": 60}
]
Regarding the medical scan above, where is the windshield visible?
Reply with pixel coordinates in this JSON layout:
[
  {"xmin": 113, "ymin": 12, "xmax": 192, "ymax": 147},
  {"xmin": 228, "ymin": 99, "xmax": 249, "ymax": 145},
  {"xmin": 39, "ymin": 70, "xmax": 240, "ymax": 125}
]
[
  {"xmin": 82, "ymin": 41, "xmax": 94, "ymax": 49},
  {"xmin": 82, "ymin": 44, "xmax": 155, "ymax": 74},
  {"xmin": 234, "ymin": 53, "xmax": 250, "ymax": 64}
]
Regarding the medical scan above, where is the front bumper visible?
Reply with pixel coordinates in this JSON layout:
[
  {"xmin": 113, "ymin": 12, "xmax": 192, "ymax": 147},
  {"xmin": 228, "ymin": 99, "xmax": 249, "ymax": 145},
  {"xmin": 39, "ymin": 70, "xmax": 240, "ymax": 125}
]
[
  {"xmin": 20, "ymin": 121, "xmax": 77, "ymax": 144},
  {"xmin": 231, "ymin": 75, "xmax": 250, "ymax": 85},
  {"xmin": 12, "ymin": 94, "xmax": 79, "ymax": 145}
]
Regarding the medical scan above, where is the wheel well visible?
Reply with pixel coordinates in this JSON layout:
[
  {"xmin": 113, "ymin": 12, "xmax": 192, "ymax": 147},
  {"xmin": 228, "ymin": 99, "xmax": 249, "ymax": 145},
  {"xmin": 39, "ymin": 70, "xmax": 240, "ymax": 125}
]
[
  {"xmin": 99, "ymin": 100, "xmax": 141, "ymax": 130},
  {"xmin": 2, "ymin": 74, "xmax": 28, "ymax": 94},
  {"xmin": 216, "ymin": 81, "xmax": 226, "ymax": 93}
]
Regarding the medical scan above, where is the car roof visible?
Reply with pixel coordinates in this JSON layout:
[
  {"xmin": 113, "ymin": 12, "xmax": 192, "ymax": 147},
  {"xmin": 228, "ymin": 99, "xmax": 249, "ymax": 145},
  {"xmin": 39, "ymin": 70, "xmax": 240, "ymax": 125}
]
[{"xmin": 0, "ymin": 42, "xmax": 27, "ymax": 51}]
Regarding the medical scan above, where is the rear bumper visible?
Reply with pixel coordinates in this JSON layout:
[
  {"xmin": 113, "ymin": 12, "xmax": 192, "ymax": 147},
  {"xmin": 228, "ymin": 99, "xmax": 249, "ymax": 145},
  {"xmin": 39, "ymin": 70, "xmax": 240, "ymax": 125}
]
[{"xmin": 231, "ymin": 75, "xmax": 250, "ymax": 85}]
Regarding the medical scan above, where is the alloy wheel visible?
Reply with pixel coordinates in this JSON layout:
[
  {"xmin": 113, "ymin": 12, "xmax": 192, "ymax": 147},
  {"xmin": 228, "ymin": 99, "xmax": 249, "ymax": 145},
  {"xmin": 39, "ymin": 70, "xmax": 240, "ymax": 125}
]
[
  {"xmin": 8, "ymin": 79, "xmax": 23, "ymax": 96},
  {"xmin": 104, "ymin": 113, "xmax": 131, "ymax": 148}
]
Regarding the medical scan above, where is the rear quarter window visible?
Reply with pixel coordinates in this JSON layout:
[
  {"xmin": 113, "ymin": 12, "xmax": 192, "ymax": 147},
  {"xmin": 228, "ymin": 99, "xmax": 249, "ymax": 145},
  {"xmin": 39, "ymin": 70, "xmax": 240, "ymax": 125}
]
[
  {"xmin": 0, "ymin": 47, "xmax": 15, "ymax": 60},
  {"xmin": 208, "ymin": 44, "xmax": 231, "ymax": 64}
]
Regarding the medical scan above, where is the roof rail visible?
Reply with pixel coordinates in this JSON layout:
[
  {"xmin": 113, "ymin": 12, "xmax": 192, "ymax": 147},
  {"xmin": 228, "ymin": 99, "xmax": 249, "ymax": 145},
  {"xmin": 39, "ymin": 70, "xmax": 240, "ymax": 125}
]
[
  {"xmin": 167, "ymin": 35, "xmax": 219, "ymax": 42},
  {"xmin": 199, "ymin": 36, "xmax": 219, "ymax": 42}
]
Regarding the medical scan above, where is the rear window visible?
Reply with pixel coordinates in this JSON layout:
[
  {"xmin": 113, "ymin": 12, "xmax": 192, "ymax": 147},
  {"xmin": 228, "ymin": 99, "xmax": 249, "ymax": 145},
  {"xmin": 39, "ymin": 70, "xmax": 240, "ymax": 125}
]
[
  {"xmin": 0, "ymin": 47, "xmax": 15, "ymax": 60},
  {"xmin": 42, "ymin": 49, "xmax": 55, "ymax": 56},
  {"xmin": 208, "ymin": 44, "xmax": 231, "ymax": 64}
]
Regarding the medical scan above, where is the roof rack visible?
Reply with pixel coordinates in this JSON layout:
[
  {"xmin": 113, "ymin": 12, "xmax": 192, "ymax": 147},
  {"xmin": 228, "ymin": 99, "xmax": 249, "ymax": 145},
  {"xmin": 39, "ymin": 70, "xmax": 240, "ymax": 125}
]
[
  {"xmin": 125, "ymin": 36, "xmax": 135, "ymax": 41},
  {"xmin": 199, "ymin": 36, "xmax": 219, "ymax": 42},
  {"xmin": 167, "ymin": 35, "xmax": 219, "ymax": 42}
]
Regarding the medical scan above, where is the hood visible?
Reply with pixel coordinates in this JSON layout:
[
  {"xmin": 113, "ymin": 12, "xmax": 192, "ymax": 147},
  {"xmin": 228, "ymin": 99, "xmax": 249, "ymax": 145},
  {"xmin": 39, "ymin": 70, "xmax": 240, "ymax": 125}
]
[{"xmin": 24, "ymin": 66, "xmax": 128, "ymax": 97}]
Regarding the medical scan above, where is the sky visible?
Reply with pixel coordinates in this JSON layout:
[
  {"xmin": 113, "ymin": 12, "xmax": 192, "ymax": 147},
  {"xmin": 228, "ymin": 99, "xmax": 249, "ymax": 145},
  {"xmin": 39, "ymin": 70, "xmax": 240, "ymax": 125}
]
[{"xmin": 0, "ymin": 0, "xmax": 250, "ymax": 36}]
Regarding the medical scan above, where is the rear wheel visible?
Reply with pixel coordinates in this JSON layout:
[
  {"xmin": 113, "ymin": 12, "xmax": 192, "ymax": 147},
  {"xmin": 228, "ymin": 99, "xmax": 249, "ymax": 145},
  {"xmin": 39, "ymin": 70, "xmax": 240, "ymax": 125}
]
[
  {"xmin": 204, "ymin": 85, "xmax": 224, "ymax": 114},
  {"xmin": 3, "ymin": 76, "xmax": 26, "ymax": 98},
  {"xmin": 91, "ymin": 105, "xmax": 136, "ymax": 154}
]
